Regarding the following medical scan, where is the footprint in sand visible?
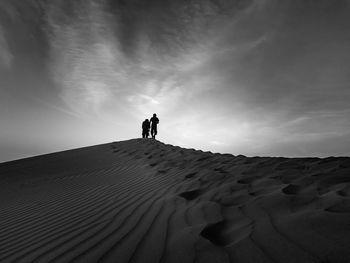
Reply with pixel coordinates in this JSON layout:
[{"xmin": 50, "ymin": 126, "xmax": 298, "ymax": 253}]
[
  {"xmin": 157, "ymin": 169, "xmax": 169, "ymax": 174},
  {"xmin": 282, "ymin": 184, "xmax": 301, "ymax": 195},
  {"xmin": 200, "ymin": 220, "xmax": 228, "ymax": 246},
  {"xmin": 179, "ymin": 189, "xmax": 202, "ymax": 201},
  {"xmin": 237, "ymin": 176, "xmax": 260, "ymax": 184},
  {"xmin": 185, "ymin": 172, "xmax": 197, "ymax": 179},
  {"xmin": 336, "ymin": 185, "xmax": 350, "ymax": 197},
  {"xmin": 325, "ymin": 199, "xmax": 350, "ymax": 213},
  {"xmin": 200, "ymin": 216, "xmax": 252, "ymax": 247}
]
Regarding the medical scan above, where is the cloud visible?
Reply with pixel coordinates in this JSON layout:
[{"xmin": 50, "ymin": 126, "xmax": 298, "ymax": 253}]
[
  {"xmin": 46, "ymin": 2, "xmax": 127, "ymax": 115},
  {"xmin": 44, "ymin": 0, "xmax": 257, "ymax": 116},
  {"xmin": 0, "ymin": 25, "xmax": 13, "ymax": 69}
]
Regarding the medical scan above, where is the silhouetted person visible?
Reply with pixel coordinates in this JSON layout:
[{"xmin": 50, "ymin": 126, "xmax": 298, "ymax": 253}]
[
  {"xmin": 150, "ymin": 113, "xmax": 159, "ymax": 139},
  {"xmin": 142, "ymin": 119, "xmax": 150, "ymax": 138}
]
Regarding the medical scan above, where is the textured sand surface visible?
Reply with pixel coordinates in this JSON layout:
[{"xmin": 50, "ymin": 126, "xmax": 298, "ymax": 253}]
[{"xmin": 0, "ymin": 139, "xmax": 350, "ymax": 263}]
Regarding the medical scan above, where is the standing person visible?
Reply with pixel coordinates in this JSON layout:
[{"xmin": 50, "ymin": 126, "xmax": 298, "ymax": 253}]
[
  {"xmin": 142, "ymin": 119, "xmax": 150, "ymax": 138},
  {"xmin": 150, "ymin": 113, "xmax": 159, "ymax": 139}
]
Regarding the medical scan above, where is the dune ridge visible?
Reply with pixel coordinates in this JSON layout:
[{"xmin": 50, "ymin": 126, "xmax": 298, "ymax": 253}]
[{"xmin": 0, "ymin": 139, "xmax": 350, "ymax": 263}]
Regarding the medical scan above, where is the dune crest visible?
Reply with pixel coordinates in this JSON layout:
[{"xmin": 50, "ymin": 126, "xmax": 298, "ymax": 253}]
[{"xmin": 1, "ymin": 139, "xmax": 350, "ymax": 263}]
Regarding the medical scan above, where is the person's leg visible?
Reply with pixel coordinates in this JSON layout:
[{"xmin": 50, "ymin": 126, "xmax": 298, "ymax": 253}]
[{"xmin": 151, "ymin": 126, "xmax": 157, "ymax": 139}]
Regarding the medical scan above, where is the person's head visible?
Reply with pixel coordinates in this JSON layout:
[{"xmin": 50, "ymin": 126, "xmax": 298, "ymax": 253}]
[
  {"xmin": 153, "ymin": 113, "xmax": 156, "ymax": 117},
  {"xmin": 145, "ymin": 119, "xmax": 149, "ymax": 121}
]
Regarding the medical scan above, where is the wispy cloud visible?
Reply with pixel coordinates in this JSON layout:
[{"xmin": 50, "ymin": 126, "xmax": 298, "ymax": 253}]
[
  {"xmin": 0, "ymin": 25, "xmax": 13, "ymax": 69},
  {"xmin": 45, "ymin": 0, "xmax": 256, "ymax": 116}
]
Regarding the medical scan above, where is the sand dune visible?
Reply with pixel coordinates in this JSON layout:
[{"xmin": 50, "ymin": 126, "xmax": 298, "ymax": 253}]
[{"xmin": 0, "ymin": 139, "xmax": 350, "ymax": 263}]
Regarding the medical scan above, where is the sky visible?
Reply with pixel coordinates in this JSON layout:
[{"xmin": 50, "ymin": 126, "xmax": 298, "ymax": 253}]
[{"xmin": 1, "ymin": 0, "xmax": 350, "ymax": 162}]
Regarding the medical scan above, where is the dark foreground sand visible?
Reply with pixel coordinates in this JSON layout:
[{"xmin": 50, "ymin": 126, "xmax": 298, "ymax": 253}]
[{"xmin": 0, "ymin": 139, "xmax": 350, "ymax": 263}]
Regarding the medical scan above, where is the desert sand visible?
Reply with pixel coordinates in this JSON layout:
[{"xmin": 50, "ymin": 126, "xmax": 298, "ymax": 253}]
[{"xmin": 0, "ymin": 139, "xmax": 350, "ymax": 263}]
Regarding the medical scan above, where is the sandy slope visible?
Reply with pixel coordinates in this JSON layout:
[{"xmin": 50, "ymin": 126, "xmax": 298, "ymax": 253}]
[{"xmin": 0, "ymin": 139, "xmax": 350, "ymax": 263}]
